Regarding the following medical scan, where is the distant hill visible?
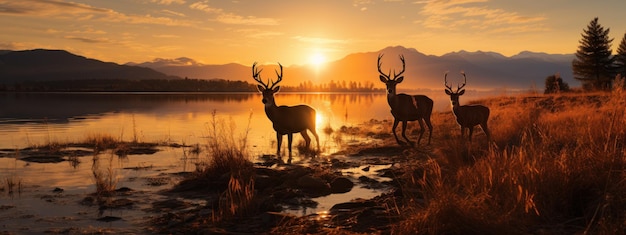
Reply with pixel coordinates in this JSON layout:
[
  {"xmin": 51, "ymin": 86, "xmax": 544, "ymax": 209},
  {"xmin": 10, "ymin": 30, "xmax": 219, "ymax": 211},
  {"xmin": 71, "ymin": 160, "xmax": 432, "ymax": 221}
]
[
  {"xmin": 133, "ymin": 46, "xmax": 576, "ymax": 91},
  {"xmin": 128, "ymin": 58, "xmax": 251, "ymax": 82},
  {"xmin": 0, "ymin": 49, "xmax": 179, "ymax": 84}
]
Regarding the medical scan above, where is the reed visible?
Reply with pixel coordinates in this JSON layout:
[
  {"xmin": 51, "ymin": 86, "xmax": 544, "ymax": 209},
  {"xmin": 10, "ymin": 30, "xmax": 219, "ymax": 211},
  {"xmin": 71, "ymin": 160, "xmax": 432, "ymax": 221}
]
[
  {"xmin": 91, "ymin": 155, "xmax": 119, "ymax": 196},
  {"xmin": 3, "ymin": 176, "xmax": 22, "ymax": 195},
  {"xmin": 194, "ymin": 110, "xmax": 257, "ymax": 221},
  {"xmin": 84, "ymin": 132, "xmax": 119, "ymax": 153}
]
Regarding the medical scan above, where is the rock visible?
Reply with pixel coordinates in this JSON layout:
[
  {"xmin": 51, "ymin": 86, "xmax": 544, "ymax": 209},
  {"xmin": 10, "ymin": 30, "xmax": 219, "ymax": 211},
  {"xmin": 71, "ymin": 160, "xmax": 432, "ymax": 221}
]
[
  {"xmin": 296, "ymin": 175, "xmax": 330, "ymax": 196},
  {"xmin": 97, "ymin": 216, "xmax": 122, "ymax": 222},
  {"xmin": 330, "ymin": 199, "xmax": 376, "ymax": 213},
  {"xmin": 330, "ymin": 177, "xmax": 354, "ymax": 194}
]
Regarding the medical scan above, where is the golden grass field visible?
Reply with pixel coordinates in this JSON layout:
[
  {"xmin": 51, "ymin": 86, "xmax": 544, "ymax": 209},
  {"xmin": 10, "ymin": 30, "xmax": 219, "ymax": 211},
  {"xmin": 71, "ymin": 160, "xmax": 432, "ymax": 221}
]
[{"xmin": 391, "ymin": 85, "xmax": 626, "ymax": 234}]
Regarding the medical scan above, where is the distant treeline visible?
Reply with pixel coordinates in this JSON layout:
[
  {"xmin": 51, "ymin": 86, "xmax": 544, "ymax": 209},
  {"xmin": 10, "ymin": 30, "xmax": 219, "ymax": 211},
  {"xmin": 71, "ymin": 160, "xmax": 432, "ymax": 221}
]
[
  {"xmin": 0, "ymin": 78, "xmax": 384, "ymax": 92},
  {"xmin": 1, "ymin": 78, "xmax": 255, "ymax": 92}
]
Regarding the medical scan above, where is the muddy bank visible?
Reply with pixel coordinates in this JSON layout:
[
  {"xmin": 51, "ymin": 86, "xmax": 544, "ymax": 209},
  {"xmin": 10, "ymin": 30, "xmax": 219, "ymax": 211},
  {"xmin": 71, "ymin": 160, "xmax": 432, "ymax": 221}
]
[{"xmin": 149, "ymin": 138, "xmax": 430, "ymax": 234}]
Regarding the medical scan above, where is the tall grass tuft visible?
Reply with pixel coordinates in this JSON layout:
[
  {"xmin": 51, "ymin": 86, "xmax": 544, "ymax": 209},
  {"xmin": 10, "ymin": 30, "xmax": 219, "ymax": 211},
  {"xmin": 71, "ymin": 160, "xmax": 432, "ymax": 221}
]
[
  {"xmin": 85, "ymin": 133, "xmax": 119, "ymax": 153},
  {"xmin": 91, "ymin": 155, "xmax": 118, "ymax": 196},
  {"xmin": 395, "ymin": 89, "xmax": 626, "ymax": 234},
  {"xmin": 196, "ymin": 110, "xmax": 257, "ymax": 221}
]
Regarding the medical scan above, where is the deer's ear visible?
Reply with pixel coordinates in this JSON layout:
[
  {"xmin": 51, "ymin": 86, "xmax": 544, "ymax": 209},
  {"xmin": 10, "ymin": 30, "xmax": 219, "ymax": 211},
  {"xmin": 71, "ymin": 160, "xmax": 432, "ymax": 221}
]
[
  {"xmin": 396, "ymin": 76, "xmax": 404, "ymax": 83},
  {"xmin": 272, "ymin": 86, "xmax": 281, "ymax": 93},
  {"xmin": 445, "ymin": 89, "xmax": 452, "ymax": 95},
  {"xmin": 458, "ymin": 89, "xmax": 465, "ymax": 95},
  {"xmin": 379, "ymin": 75, "xmax": 388, "ymax": 83},
  {"xmin": 257, "ymin": 85, "xmax": 265, "ymax": 92}
]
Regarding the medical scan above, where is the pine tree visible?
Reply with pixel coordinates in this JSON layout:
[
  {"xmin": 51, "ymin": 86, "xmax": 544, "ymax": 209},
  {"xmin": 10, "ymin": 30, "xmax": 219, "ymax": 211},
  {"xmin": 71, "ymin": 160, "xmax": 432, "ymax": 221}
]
[
  {"xmin": 615, "ymin": 32, "xmax": 626, "ymax": 77},
  {"xmin": 572, "ymin": 17, "xmax": 616, "ymax": 90}
]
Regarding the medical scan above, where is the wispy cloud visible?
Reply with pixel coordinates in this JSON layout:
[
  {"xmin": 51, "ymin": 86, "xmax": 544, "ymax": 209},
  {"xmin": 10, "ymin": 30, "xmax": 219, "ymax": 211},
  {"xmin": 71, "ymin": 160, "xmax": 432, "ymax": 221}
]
[
  {"xmin": 64, "ymin": 36, "xmax": 111, "ymax": 44},
  {"xmin": 69, "ymin": 28, "xmax": 107, "ymax": 35},
  {"xmin": 189, "ymin": 1, "xmax": 223, "ymax": 14},
  {"xmin": 150, "ymin": 0, "xmax": 186, "ymax": 5},
  {"xmin": 216, "ymin": 13, "xmax": 278, "ymax": 25},
  {"xmin": 415, "ymin": 0, "xmax": 548, "ymax": 34},
  {"xmin": 0, "ymin": 0, "xmax": 196, "ymax": 27},
  {"xmin": 189, "ymin": 1, "xmax": 278, "ymax": 25},
  {"xmin": 161, "ymin": 9, "xmax": 186, "ymax": 17},
  {"xmin": 236, "ymin": 29, "xmax": 283, "ymax": 39},
  {"xmin": 0, "ymin": 0, "xmax": 109, "ymax": 15}
]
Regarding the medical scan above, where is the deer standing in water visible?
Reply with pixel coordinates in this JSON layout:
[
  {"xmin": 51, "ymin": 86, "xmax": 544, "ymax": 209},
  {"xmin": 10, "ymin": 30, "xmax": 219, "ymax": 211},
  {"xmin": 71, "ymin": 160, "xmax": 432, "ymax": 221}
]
[
  {"xmin": 444, "ymin": 72, "xmax": 491, "ymax": 142},
  {"xmin": 377, "ymin": 54, "xmax": 433, "ymax": 146},
  {"xmin": 252, "ymin": 62, "xmax": 320, "ymax": 156}
]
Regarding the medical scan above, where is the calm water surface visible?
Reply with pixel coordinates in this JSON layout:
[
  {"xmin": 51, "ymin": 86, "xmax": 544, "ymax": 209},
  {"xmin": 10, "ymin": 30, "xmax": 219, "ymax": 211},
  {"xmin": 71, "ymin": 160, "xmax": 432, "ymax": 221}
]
[{"xmin": 0, "ymin": 91, "xmax": 492, "ymax": 150}]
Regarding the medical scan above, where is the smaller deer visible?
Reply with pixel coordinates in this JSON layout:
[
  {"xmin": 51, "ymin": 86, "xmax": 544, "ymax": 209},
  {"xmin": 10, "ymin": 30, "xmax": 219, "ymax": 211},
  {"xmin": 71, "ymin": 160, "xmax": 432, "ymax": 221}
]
[
  {"xmin": 252, "ymin": 62, "xmax": 320, "ymax": 156},
  {"xmin": 444, "ymin": 72, "xmax": 491, "ymax": 142}
]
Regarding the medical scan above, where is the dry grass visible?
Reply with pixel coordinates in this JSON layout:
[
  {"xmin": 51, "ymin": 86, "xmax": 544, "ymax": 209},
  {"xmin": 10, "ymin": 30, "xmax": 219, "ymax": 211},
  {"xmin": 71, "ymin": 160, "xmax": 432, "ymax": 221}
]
[
  {"xmin": 91, "ymin": 155, "xmax": 119, "ymax": 196},
  {"xmin": 84, "ymin": 132, "xmax": 119, "ymax": 153},
  {"xmin": 394, "ymin": 85, "xmax": 626, "ymax": 234},
  {"xmin": 1, "ymin": 176, "xmax": 22, "ymax": 195},
  {"xmin": 194, "ymin": 111, "xmax": 257, "ymax": 221}
]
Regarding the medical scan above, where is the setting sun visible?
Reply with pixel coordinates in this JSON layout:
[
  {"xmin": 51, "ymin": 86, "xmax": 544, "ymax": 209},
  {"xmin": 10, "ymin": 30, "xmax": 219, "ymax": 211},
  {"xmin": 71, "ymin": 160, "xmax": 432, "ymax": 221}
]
[{"xmin": 309, "ymin": 52, "xmax": 327, "ymax": 67}]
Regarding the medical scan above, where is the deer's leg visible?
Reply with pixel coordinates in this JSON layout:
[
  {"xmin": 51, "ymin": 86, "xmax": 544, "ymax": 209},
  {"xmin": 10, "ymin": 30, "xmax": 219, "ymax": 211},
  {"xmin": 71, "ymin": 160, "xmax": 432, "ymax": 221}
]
[
  {"xmin": 425, "ymin": 118, "xmax": 433, "ymax": 145},
  {"xmin": 392, "ymin": 119, "xmax": 404, "ymax": 145},
  {"xmin": 401, "ymin": 121, "xmax": 413, "ymax": 146},
  {"xmin": 276, "ymin": 132, "xmax": 283, "ymax": 156},
  {"xmin": 301, "ymin": 130, "xmax": 311, "ymax": 148},
  {"xmin": 417, "ymin": 119, "xmax": 426, "ymax": 145},
  {"xmin": 287, "ymin": 133, "xmax": 293, "ymax": 154},
  {"xmin": 459, "ymin": 126, "xmax": 464, "ymax": 139},
  {"xmin": 481, "ymin": 122, "xmax": 491, "ymax": 141},
  {"xmin": 310, "ymin": 128, "xmax": 320, "ymax": 152},
  {"xmin": 468, "ymin": 126, "xmax": 474, "ymax": 142}
]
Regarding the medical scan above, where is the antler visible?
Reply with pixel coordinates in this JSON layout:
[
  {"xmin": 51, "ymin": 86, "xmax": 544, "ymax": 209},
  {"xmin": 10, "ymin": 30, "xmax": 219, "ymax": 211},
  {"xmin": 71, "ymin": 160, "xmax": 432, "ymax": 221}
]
[
  {"xmin": 252, "ymin": 62, "xmax": 269, "ymax": 89},
  {"xmin": 458, "ymin": 72, "xmax": 467, "ymax": 91},
  {"xmin": 377, "ymin": 54, "xmax": 391, "ymax": 81},
  {"xmin": 252, "ymin": 62, "xmax": 284, "ymax": 89},
  {"xmin": 394, "ymin": 55, "xmax": 406, "ymax": 78},
  {"xmin": 444, "ymin": 72, "xmax": 453, "ymax": 91},
  {"xmin": 270, "ymin": 63, "xmax": 283, "ymax": 89},
  {"xmin": 444, "ymin": 71, "xmax": 468, "ymax": 92}
]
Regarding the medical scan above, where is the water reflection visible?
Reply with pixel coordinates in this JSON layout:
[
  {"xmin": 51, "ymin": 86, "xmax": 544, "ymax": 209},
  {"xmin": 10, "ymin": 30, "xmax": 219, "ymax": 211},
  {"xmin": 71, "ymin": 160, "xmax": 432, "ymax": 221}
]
[{"xmin": 0, "ymin": 91, "xmax": 505, "ymax": 151}]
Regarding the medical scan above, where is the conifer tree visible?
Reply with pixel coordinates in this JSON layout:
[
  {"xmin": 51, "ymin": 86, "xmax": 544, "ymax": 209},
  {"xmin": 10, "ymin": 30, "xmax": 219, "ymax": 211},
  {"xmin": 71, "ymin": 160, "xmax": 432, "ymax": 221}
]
[
  {"xmin": 615, "ymin": 32, "xmax": 626, "ymax": 78},
  {"xmin": 572, "ymin": 17, "xmax": 616, "ymax": 90}
]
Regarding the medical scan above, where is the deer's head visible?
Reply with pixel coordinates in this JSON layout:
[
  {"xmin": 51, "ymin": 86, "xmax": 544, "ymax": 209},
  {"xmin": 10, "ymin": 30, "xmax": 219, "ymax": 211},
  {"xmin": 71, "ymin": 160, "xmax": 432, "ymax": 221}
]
[
  {"xmin": 252, "ymin": 62, "xmax": 283, "ymax": 106},
  {"xmin": 377, "ymin": 54, "xmax": 406, "ymax": 95},
  {"xmin": 444, "ymin": 72, "xmax": 467, "ymax": 107}
]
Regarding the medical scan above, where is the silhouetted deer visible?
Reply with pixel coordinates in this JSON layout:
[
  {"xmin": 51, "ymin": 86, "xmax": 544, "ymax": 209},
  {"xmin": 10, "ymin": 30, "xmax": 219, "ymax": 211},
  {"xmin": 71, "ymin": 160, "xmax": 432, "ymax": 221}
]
[
  {"xmin": 377, "ymin": 54, "xmax": 433, "ymax": 146},
  {"xmin": 444, "ymin": 72, "xmax": 491, "ymax": 142},
  {"xmin": 252, "ymin": 62, "xmax": 320, "ymax": 156}
]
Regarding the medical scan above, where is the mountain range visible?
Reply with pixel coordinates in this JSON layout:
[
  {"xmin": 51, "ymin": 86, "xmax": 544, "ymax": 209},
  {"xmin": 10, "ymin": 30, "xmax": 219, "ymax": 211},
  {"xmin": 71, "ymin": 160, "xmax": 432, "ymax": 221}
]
[
  {"xmin": 1, "ymin": 46, "xmax": 576, "ymax": 90},
  {"xmin": 129, "ymin": 46, "xmax": 576, "ymax": 90}
]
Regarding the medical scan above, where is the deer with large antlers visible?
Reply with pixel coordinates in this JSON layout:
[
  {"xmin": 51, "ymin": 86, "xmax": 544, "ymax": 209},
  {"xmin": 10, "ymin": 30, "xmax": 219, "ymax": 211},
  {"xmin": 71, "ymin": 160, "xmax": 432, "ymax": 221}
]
[
  {"xmin": 252, "ymin": 62, "xmax": 320, "ymax": 156},
  {"xmin": 378, "ymin": 54, "xmax": 433, "ymax": 146},
  {"xmin": 444, "ymin": 72, "xmax": 491, "ymax": 142}
]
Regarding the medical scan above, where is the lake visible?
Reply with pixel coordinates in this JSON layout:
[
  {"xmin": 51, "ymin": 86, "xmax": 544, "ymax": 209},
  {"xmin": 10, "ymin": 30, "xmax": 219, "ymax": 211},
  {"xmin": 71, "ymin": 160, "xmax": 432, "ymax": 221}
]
[
  {"xmin": 0, "ymin": 91, "xmax": 499, "ymax": 151},
  {"xmin": 0, "ymin": 91, "xmax": 503, "ymax": 233}
]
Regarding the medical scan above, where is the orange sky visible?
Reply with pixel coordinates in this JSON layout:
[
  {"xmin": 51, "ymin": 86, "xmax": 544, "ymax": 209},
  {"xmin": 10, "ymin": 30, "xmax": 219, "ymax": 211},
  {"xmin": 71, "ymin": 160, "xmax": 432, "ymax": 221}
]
[{"xmin": 1, "ymin": 0, "xmax": 625, "ymax": 66}]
